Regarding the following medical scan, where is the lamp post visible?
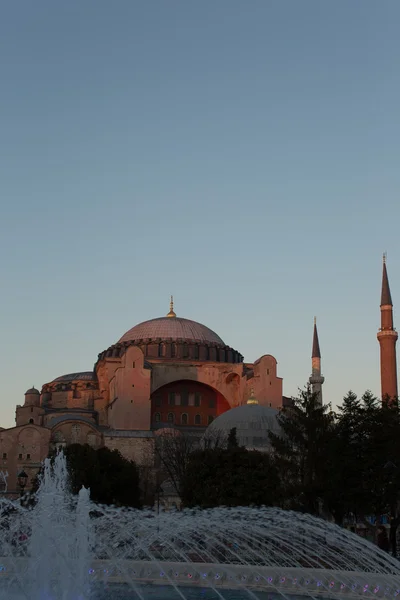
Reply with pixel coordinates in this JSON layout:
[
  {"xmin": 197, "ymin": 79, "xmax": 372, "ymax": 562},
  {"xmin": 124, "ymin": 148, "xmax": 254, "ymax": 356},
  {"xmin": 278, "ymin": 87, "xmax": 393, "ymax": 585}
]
[{"xmin": 17, "ymin": 470, "xmax": 28, "ymax": 499}]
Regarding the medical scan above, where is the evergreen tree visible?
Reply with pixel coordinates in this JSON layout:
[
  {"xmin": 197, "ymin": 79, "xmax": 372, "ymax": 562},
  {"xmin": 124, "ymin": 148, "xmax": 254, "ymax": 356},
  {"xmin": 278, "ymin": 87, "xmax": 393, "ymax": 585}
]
[
  {"xmin": 325, "ymin": 391, "xmax": 400, "ymax": 527},
  {"xmin": 227, "ymin": 427, "xmax": 239, "ymax": 449},
  {"xmin": 269, "ymin": 385, "xmax": 333, "ymax": 515},
  {"xmin": 359, "ymin": 394, "xmax": 400, "ymax": 520},
  {"xmin": 322, "ymin": 391, "xmax": 366, "ymax": 523}
]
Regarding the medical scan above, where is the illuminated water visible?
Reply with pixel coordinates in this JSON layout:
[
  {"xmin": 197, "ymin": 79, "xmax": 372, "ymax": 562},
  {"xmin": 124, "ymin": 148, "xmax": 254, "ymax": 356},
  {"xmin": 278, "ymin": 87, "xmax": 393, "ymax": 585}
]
[{"xmin": 0, "ymin": 452, "xmax": 400, "ymax": 599}]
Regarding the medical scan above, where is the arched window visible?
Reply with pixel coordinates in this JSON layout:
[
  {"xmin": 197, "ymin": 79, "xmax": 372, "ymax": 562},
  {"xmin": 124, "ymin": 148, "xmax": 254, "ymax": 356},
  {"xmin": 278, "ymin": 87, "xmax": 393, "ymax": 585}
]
[
  {"xmin": 29, "ymin": 419, "xmax": 34, "ymax": 424},
  {"xmin": 181, "ymin": 413, "xmax": 188, "ymax": 425},
  {"xmin": 154, "ymin": 412, "xmax": 161, "ymax": 422},
  {"xmin": 194, "ymin": 414, "xmax": 201, "ymax": 425},
  {"xmin": 71, "ymin": 424, "xmax": 80, "ymax": 443},
  {"xmin": 208, "ymin": 415, "xmax": 214, "ymax": 425},
  {"xmin": 87, "ymin": 433, "xmax": 97, "ymax": 447},
  {"xmin": 167, "ymin": 413, "xmax": 174, "ymax": 423}
]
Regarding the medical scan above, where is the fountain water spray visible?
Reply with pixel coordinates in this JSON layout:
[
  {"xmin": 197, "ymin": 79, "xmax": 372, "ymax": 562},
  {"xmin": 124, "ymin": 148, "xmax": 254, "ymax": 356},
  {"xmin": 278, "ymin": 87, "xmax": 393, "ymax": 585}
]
[{"xmin": 0, "ymin": 451, "xmax": 400, "ymax": 599}]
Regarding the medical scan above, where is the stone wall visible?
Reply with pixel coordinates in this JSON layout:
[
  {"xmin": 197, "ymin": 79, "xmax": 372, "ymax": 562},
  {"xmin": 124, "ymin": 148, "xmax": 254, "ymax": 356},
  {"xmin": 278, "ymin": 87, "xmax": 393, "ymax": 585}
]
[
  {"xmin": 105, "ymin": 346, "xmax": 152, "ymax": 430},
  {"xmin": 103, "ymin": 434, "xmax": 154, "ymax": 467},
  {"xmin": 0, "ymin": 425, "xmax": 51, "ymax": 494}
]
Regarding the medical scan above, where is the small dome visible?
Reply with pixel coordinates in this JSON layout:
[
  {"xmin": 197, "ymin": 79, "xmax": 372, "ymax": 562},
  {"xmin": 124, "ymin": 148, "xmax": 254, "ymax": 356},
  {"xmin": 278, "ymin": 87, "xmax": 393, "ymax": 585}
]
[
  {"xmin": 119, "ymin": 317, "xmax": 224, "ymax": 345},
  {"xmin": 206, "ymin": 404, "xmax": 280, "ymax": 451},
  {"xmin": 52, "ymin": 372, "xmax": 96, "ymax": 383},
  {"xmin": 25, "ymin": 387, "xmax": 40, "ymax": 395}
]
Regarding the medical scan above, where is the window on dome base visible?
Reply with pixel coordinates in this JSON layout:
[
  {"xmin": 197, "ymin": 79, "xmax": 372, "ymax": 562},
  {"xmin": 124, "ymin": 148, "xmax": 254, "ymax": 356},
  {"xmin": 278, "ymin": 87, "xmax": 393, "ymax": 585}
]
[
  {"xmin": 195, "ymin": 414, "xmax": 201, "ymax": 425},
  {"xmin": 167, "ymin": 413, "xmax": 174, "ymax": 424},
  {"xmin": 208, "ymin": 415, "xmax": 214, "ymax": 425},
  {"xmin": 181, "ymin": 413, "xmax": 188, "ymax": 425},
  {"xmin": 154, "ymin": 412, "xmax": 161, "ymax": 423},
  {"xmin": 168, "ymin": 393, "xmax": 175, "ymax": 406}
]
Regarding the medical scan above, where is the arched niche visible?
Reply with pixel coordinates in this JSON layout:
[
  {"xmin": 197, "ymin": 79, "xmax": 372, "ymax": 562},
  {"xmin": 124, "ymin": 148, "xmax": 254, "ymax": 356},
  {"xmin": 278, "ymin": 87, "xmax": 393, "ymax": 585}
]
[{"xmin": 150, "ymin": 380, "xmax": 230, "ymax": 429}]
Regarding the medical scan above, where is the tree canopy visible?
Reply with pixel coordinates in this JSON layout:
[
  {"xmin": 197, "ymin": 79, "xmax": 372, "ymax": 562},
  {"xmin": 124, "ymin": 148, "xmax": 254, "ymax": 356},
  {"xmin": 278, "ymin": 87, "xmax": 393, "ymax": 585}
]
[
  {"xmin": 34, "ymin": 444, "xmax": 141, "ymax": 508},
  {"xmin": 270, "ymin": 386, "xmax": 400, "ymax": 525},
  {"xmin": 181, "ymin": 429, "xmax": 281, "ymax": 508}
]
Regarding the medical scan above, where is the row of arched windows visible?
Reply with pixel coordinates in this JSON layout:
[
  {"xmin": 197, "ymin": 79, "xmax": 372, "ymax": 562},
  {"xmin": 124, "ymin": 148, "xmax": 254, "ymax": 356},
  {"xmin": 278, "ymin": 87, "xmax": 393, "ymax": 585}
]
[{"xmin": 154, "ymin": 413, "xmax": 214, "ymax": 426}]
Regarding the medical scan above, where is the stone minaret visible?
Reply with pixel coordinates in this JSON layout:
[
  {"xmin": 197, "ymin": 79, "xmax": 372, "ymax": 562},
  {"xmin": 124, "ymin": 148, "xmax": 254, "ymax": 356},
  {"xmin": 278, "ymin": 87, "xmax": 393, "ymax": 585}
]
[
  {"xmin": 377, "ymin": 254, "xmax": 398, "ymax": 403},
  {"xmin": 309, "ymin": 317, "xmax": 324, "ymax": 404}
]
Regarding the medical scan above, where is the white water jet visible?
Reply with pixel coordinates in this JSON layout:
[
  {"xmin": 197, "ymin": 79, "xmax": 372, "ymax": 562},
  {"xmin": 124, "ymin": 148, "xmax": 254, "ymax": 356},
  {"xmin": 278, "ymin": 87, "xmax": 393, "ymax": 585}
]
[
  {"xmin": 0, "ymin": 451, "xmax": 400, "ymax": 599},
  {"xmin": 0, "ymin": 452, "xmax": 91, "ymax": 600}
]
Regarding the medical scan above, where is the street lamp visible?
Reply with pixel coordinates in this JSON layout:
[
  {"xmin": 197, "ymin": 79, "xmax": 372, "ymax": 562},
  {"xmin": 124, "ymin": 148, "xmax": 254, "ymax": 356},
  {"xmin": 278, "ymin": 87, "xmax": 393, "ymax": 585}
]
[{"xmin": 17, "ymin": 470, "xmax": 28, "ymax": 498}]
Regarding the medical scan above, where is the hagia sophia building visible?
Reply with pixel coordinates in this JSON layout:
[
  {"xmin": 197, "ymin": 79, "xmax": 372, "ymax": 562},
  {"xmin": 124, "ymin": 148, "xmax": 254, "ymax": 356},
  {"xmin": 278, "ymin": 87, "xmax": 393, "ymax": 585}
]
[{"xmin": 0, "ymin": 256, "xmax": 397, "ymax": 497}]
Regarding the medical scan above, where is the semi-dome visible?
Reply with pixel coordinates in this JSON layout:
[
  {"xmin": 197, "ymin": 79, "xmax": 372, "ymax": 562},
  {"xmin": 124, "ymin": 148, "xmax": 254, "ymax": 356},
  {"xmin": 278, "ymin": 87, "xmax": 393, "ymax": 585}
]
[
  {"xmin": 206, "ymin": 402, "xmax": 280, "ymax": 451},
  {"xmin": 119, "ymin": 299, "xmax": 224, "ymax": 345}
]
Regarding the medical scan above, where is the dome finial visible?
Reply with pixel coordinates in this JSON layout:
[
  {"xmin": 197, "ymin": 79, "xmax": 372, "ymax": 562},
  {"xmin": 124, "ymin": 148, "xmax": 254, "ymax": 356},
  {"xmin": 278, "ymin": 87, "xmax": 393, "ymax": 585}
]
[
  {"xmin": 247, "ymin": 387, "xmax": 258, "ymax": 405},
  {"xmin": 383, "ymin": 252, "xmax": 387, "ymax": 264},
  {"xmin": 167, "ymin": 295, "xmax": 176, "ymax": 318}
]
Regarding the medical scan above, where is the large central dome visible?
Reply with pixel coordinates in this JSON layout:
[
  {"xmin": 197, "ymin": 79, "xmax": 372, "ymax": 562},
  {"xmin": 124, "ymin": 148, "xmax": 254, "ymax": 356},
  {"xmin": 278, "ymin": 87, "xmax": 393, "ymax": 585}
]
[{"xmin": 119, "ymin": 316, "xmax": 224, "ymax": 346}]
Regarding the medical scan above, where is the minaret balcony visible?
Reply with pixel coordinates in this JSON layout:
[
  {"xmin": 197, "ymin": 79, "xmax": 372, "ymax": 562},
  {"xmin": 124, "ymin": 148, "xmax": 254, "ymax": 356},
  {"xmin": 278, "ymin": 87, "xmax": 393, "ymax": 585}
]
[{"xmin": 377, "ymin": 329, "xmax": 398, "ymax": 339}]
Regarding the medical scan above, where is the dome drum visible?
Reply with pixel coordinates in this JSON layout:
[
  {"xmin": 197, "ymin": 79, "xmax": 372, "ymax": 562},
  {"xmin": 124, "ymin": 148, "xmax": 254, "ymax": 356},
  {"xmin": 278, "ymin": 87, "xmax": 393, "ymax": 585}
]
[{"xmin": 97, "ymin": 339, "xmax": 243, "ymax": 364}]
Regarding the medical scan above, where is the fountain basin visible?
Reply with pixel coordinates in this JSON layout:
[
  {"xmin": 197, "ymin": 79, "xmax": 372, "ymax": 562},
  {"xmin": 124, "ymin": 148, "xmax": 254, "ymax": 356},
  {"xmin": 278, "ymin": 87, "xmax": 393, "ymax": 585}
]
[{"xmin": 1, "ymin": 559, "xmax": 400, "ymax": 598}]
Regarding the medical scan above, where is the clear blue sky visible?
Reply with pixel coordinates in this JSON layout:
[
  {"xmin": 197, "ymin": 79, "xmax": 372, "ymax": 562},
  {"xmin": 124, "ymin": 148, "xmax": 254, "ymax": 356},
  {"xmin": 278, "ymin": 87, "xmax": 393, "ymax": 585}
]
[{"xmin": 0, "ymin": 1, "xmax": 399, "ymax": 427}]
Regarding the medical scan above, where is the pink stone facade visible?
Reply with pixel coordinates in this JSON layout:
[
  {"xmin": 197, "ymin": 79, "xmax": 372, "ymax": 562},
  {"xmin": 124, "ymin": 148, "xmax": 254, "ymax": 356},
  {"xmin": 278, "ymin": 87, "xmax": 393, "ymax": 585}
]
[{"xmin": 0, "ymin": 312, "xmax": 286, "ymax": 494}]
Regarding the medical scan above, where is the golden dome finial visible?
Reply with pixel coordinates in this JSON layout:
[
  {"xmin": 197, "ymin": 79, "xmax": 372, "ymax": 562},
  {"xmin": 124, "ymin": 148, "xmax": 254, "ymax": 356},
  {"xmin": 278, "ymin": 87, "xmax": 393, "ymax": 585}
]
[
  {"xmin": 166, "ymin": 295, "xmax": 176, "ymax": 318},
  {"xmin": 247, "ymin": 387, "xmax": 258, "ymax": 405}
]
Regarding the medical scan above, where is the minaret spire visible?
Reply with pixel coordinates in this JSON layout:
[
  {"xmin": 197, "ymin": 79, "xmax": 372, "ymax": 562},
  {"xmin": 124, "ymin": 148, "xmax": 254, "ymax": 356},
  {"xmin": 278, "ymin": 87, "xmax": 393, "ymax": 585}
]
[
  {"xmin": 377, "ymin": 255, "xmax": 398, "ymax": 403},
  {"xmin": 381, "ymin": 253, "xmax": 393, "ymax": 306},
  {"xmin": 309, "ymin": 317, "xmax": 324, "ymax": 404},
  {"xmin": 312, "ymin": 316, "xmax": 321, "ymax": 359}
]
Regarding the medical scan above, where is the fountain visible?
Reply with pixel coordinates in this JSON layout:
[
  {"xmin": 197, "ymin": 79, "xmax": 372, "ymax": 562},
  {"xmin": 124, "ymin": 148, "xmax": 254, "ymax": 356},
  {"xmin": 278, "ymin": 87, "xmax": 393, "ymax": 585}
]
[{"xmin": 0, "ymin": 452, "xmax": 400, "ymax": 599}]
